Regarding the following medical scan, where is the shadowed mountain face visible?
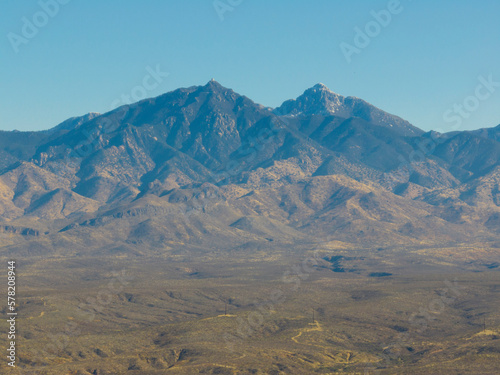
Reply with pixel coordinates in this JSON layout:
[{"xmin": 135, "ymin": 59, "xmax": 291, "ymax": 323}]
[{"xmin": 0, "ymin": 81, "xmax": 499, "ymax": 254}]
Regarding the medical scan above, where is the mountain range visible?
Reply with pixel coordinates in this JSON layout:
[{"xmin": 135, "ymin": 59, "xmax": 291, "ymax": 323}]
[{"xmin": 0, "ymin": 81, "xmax": 499, "ymax": 256}]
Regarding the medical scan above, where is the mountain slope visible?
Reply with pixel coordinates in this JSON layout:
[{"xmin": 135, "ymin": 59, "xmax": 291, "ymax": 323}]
[{"xmin": 0, "ymin": 81, "xmax": 498, "ymax": 253}]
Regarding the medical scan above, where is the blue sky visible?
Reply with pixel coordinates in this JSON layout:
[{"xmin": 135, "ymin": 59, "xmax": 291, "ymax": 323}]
[{"xmin": 1, "ymin": 0, "xmax": 499, "ymax": 132}]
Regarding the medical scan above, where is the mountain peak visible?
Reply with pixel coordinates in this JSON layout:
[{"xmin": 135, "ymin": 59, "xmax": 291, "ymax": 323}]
[
  {"xmin": 275, "ymin": 85, "xmax": 423, "ymax": 136},
  {"xmin": 275, "ymin": 84, "xmax": 343, "ymax": 117},
  {"xmin": 312, "ymin": 82, "xmax": 331, "ymax": 91},
  {"xmin": 306, "ymin": 83, "xmax": 341, "ymax": 98},
  {"xmin": 204, "ymin": 79, "xmax": 224, "ymax": 90}
]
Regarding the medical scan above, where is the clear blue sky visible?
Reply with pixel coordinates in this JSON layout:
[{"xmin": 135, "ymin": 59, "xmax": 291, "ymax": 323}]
[{"xmin": 1, "ymin": 0, "xmax": 499, "ymax": 132}]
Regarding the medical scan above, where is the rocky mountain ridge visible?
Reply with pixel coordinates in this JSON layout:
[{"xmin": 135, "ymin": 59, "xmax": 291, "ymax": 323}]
[{"xmin": 0, "ymin": 81, "xmax": 498, "ymax": 256}]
